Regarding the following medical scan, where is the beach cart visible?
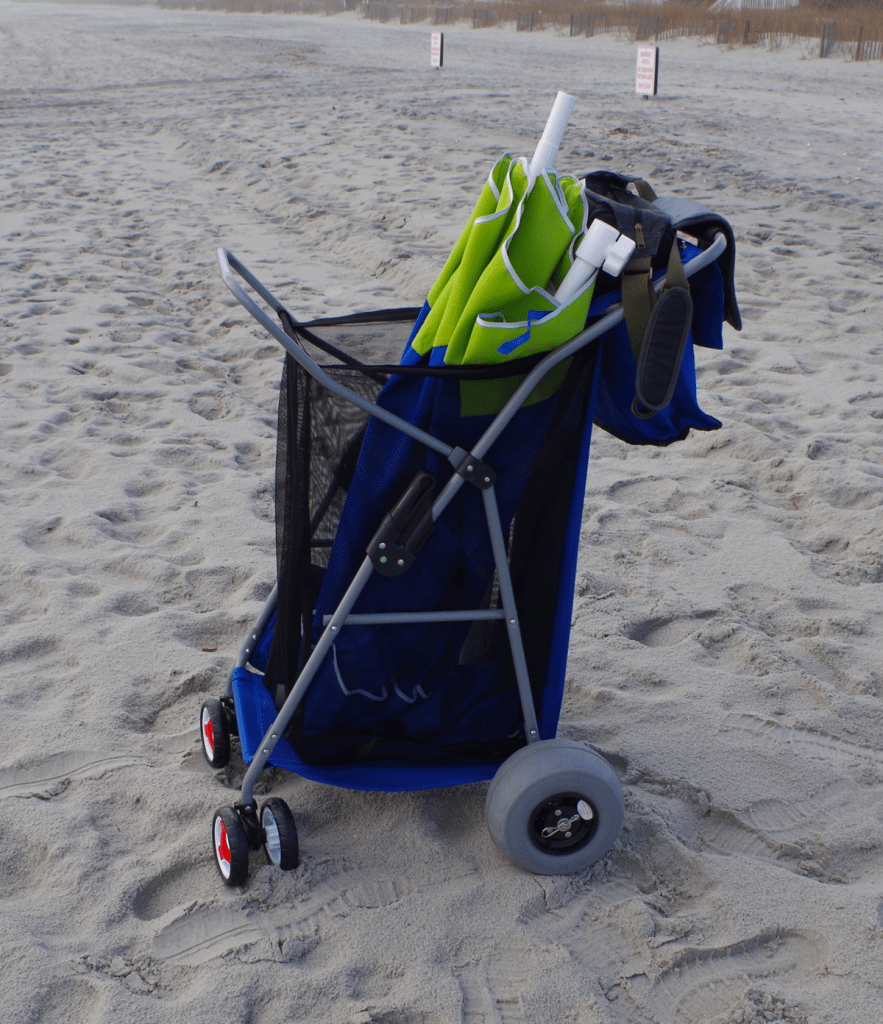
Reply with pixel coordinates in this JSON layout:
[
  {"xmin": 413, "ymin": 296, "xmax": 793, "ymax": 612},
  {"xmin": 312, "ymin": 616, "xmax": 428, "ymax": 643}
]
[{"xmin": 199, "ymin": 100, "xmax": 738, "ymax": 886}]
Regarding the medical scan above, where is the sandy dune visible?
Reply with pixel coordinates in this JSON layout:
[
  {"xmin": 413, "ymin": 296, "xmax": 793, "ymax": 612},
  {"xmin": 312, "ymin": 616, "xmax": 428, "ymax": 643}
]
[{"xmin": 2, "ymin": 3, "xmax": 883, "ymax": 1021}]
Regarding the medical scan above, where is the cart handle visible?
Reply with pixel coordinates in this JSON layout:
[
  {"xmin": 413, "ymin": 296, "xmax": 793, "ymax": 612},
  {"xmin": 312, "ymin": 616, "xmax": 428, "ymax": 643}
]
[
  {"xmin": 217, "ymin": 231, "xmax": 726, "ymax": 469},
  {"xmin": 218, "ymin": 248, "xmax": 454, "ymax": 459}
]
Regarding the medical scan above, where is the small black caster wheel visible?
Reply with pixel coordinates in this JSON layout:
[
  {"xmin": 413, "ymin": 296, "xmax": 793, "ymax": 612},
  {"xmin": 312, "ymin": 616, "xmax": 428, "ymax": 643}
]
[
  {"xmin": 200, "ymin": 698, "xmax": 230, "ymax": 769},
  {"xmin": 260, "ymin": 798, "xmax": 299, "ymax": 871},
  {"xmin": 212, "ymin": 806, "xmax": 249, "ymax": 886},
  {"xmin": 486, "ymin": 739, "xmax": 624, "ymax": 875}
]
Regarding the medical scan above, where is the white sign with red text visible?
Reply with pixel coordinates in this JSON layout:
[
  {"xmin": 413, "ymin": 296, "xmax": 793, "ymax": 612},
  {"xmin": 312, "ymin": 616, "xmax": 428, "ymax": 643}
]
[
  {"xmin": 430, "ymin": 31, "xmax": 444, "ymax": 69},
  {"xmin": 635, "ymin": 45, "xmax": 659, "ymax": 96}
]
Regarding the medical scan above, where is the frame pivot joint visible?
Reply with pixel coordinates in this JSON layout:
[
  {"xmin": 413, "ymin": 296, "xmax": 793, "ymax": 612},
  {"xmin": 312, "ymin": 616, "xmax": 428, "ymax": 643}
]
[{"xmin": 451, "ymin": 448, "xmax": 496, "ymax": 490}]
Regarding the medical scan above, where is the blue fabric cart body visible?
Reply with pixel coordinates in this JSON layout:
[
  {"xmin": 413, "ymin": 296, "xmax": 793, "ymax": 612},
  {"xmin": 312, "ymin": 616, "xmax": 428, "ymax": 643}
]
[{"xmin": 228, "ymin": 239, "xmax": 730, "ymax": 793}]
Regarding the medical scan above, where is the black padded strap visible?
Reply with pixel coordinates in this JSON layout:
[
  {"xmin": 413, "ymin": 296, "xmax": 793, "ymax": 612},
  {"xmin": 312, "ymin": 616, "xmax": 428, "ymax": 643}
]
[
  {"xmin": 622, "ymin": 238, "xmax": 690, "ymax": 363},
  {"xmin": 633, "ymin": 286, "xmax": 694, "ymax": 418}
]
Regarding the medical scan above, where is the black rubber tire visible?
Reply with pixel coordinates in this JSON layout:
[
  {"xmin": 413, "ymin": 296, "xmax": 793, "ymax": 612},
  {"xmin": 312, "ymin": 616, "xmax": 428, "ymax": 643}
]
[
  {"xmin": 212, "ymin": 806, "xmax": 249, "ymax": 886},
  {"xmin": 486, "ymin": 739, "xmax": 624, "ymax": 875},
  {"xmin": 260, "ymin": 798, "xmax": 300, "ymax": 871},
  {"xmin": 200, "ymin": 698, "xmax": 230, "ymax": 769}
]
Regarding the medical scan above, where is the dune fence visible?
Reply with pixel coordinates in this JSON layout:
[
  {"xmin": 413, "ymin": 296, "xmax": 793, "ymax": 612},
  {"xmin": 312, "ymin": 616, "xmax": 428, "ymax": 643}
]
[
  {"xmin": 152, "ymin": 0, "xmax": 883, "ymax": 59},
  {"xmin": 156, "ymin": 0, "xmax": 355, "ymax": 11}
]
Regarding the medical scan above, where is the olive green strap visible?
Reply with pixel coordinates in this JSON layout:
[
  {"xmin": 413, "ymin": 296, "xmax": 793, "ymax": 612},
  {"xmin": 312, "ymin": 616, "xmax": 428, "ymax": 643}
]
[
  {"xmin": 622, "ymin": 240, "xmax": 690, "ymax": 365},
  {"xmin": 629, "ymin": 178, "xmax": 658, "ymax": 203},
  {"xmin": 621, "ymin": 255, "xmax": 655, "ymax": 363},
  {"xmin": 662, "ymin": 238, "xmax": 689, "ymax": 294}
]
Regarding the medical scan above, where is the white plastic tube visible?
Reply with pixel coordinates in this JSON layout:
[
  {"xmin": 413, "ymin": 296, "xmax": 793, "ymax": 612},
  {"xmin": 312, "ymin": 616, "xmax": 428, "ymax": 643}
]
[
  {"xmin": 529, "ymin": 91, "xmax": 576, "ymax": 179},
  {"xmin": 554, "ymin": 221, "xmax": 636, "ymax": 306}
]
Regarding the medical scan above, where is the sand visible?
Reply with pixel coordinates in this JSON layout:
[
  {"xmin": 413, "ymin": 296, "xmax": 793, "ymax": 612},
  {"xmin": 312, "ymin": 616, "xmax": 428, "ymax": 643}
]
[{"xmin": 2, "ymin": 3, "xmax": 883, "ymax": 1021}]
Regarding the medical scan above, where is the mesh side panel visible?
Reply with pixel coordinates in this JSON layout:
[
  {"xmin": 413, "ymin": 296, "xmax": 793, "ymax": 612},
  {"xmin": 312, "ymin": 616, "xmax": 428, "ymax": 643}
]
[
  {"xmin": 263, "ymin": 355, "xmax": 385, "ymax": 707},
  {"xmin": 263, "ymin": 356, "xmax": 303, "ymax": 708},
  {"xmin": 304, "ymin": 319, "xmax": 413, "ymax": 365},
  {"xmin": 306, "ymin": 367, "xmax": 385, "ymax": 569}
]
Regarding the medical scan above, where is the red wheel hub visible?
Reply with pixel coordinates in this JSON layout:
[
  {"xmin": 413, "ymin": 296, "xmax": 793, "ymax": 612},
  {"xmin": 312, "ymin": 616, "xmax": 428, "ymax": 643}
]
[
  {"xmin": 202, "ymin": 711, "xmax": 215, "ymax": 757},
  {"xmin": 215, "ymin": 817, "xmax": 231, "ymax": 873}
]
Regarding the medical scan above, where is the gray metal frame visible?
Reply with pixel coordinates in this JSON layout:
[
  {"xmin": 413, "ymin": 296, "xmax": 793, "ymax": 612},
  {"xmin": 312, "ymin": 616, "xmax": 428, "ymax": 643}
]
[{"xmin": 217, "ymin": 234, "xmax": 727, "ymax": 806}]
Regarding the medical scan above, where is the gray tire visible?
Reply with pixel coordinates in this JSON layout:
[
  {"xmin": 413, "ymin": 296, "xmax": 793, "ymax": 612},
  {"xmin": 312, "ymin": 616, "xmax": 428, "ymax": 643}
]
[
  {"xmin": 486, "ymin": 739, "xmax": 624, "ymax": 875},
  {"xmin": 260, "ymin": 798, "xmax": 299, "ymax": 871}
]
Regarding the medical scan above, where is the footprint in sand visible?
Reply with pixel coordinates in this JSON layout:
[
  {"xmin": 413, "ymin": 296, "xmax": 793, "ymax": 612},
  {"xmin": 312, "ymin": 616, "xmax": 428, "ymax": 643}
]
[
  {"xmin": 131, "ymin": 861, "xmax": 211, "ymax": 923},
  {"xmin": 624, "ymin": 930, "xmax": 823, "ymax": 1023},
  {"xmin": 719, "ymin": 711, "xmax": 883, "ymax": 771},
  {"xmin": 188, "ymin": 390, "xmax": 235, "ymax": 422},
  {"xmin": 152, "ymin": 867, "xmax": 412, "ymax": 966},
  {"xmin": 457, "ymin": 948, "xmax": 532, "ymax": 1024},
  {"xmin": 624, "ymin": 611, "xmax": 718, "ymax": 648}
]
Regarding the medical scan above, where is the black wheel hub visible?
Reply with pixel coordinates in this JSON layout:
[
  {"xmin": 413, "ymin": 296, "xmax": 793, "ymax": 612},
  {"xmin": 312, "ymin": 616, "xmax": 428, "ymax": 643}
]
[{"xmin": 529, "ymin": 792, "xmax": 597, "ymax": 855}]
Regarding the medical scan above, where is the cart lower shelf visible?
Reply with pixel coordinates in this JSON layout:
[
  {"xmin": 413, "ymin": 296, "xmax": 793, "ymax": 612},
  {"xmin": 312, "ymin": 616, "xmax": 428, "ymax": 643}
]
[{"xmin": 232, "ymin": 667, "xmax": 504, "ymax": 792}]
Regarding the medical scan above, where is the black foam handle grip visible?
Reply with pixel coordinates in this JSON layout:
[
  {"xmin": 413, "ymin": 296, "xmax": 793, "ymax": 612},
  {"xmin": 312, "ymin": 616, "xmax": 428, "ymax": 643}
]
[{"xmin": 633, "ymin": 287, "xmax": 693, "ymax": 417}]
